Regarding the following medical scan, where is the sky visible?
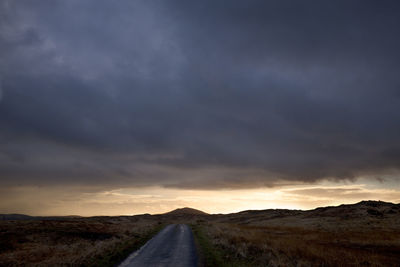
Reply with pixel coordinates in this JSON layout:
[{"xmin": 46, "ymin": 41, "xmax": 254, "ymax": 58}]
[{"xmin": 1, "ymin": 0, "xmax": 400, "ymax": 216}]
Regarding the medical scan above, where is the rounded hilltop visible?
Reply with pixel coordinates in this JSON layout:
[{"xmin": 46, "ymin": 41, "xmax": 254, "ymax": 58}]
[{"xmin": 163, "ymin": 207, "xmax": 208, "ymax": 216}]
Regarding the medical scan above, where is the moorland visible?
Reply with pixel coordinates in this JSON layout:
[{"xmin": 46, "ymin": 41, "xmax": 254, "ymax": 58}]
[{"xmin": 1, "ymin": 201, "xmax": 400, "ymax": 266}]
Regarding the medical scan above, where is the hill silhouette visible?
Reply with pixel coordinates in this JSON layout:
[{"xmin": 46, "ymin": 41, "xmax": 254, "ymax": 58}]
[{"xmin": 163, "ymin": 207, "xmax": 208, "ymax": 216}]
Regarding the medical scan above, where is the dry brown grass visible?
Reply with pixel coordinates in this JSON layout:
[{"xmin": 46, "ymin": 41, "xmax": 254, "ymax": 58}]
[
  {"xmin": 2, "ymin": 202, "xmax": 399, "ymax": 266},
  {"xmin": 198, "ymin": 222, "xmax": 400, "ymax": 266},
  {"xmin": 0, "ymin": 216, "xmax": 162, "ymax": 266}
]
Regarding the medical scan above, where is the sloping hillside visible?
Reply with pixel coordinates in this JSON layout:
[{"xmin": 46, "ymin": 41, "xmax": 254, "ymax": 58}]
[{"xmin": 164, "ymin": 207, "xmax": 208, "ymax": 216}]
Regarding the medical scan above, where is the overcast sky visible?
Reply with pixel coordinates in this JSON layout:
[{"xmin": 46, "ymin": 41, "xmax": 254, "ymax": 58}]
[{"xmin": 1, "ymin": 0, "xmax": 400, "ymax": 215}]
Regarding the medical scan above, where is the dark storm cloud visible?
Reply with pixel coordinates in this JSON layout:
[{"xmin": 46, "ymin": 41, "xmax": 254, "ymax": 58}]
[{"xmin": 1, "ymin": 0, "xmax": 400, "ymax": 189}]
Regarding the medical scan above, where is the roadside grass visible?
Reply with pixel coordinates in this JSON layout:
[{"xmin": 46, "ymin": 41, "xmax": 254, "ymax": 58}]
[
  {"xmin": 191, "ymin": 223, "xmax": 250, "ymax": 267},
  {"xmin": 86, "ymin": 223, "xmax": 165, "ymax": 267},
  {"xmin": 0, "ymin": 218, "xmax": 165, "ymax": 266},
  {"xmin": 195, "ymin": 222, "xmax": 400, "ymax": 267}
]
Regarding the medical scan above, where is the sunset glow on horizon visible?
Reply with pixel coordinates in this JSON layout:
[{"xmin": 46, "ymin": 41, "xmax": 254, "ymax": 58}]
[{"xmin": 1, "ymin": 177, "xmax": 400, "ymax": 216}]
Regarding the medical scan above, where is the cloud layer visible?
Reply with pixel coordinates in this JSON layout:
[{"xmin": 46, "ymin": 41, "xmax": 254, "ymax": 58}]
[{"xmin": 1, "ymin": 0, "xmax": 400, "ymax": 189}]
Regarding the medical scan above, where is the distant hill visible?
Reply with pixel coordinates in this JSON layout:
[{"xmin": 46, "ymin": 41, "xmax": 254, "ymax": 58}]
[
  {"xmin": 307, "ymin": 200, "xmax": 400, "ymax": 218},
  {"xmin": 164, "ymin": 207, "xmax": 208, "ymax": 216},
  {"xmin": 0, "ymin": 214, "xmax": 82, "ymax": 221},
  {"xmin": 0, "ymin": 214, "xmax": 34, "ymax": 220},
  {"xmin": 215, "ymin": 200, "xmax": 400, "ymax": 228},
  {"xmin": 2, "ymin": 201, "xmax": 398, "ymax": 221}
]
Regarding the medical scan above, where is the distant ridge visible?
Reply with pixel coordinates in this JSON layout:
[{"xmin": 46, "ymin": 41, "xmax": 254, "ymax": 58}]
[
  {"xmin": 1, "ymin": 201, "xmax": 398, "ymax": 220},
  {"xmin": 0, "ymin": 214, "xmax": 34, "ymax": 220},
  {"xmin": 164, "ymin": 207, "xmax": 208, "ymax": 216},
  {"xmin": 355, "ymin": 200, "xmax": 396, "ymax": 207},
  {"xmin": 0, "ymin": 214, "xmax": 82, "ymax": 221},
  {"xmin": 307, "ymin": 200, "xmax": 400, "ymax": 218}
]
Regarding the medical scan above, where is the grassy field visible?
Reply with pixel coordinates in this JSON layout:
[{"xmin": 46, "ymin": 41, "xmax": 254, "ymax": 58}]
[
  {"xmin": 0, "ymin": 216, "xmax": 163, "ymax": 266},
  {"xmin": 190, "ymin": 201, "xmax": 400, "ymax": 266},
  {"xmin": 1, "ymin": 201, "xmax": 399, "ymax": 266},
  {"xmin": 192, "ymin": 222, "xmax": 400, "ymax": 267}
]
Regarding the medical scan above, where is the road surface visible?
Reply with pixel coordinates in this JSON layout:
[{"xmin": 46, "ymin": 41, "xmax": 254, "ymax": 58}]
[{"xmin": 119, "ymin": 224, "xmax": 198, "ymax": 267}]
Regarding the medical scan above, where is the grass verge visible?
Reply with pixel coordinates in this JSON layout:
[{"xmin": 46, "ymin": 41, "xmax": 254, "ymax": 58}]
[
  {"xmin": 87, "ymin": 223, "xmax": 165, "ymax": 267},
  {"xmin": 191, "ymin": 224, "xmax": 248, "ymax": 267}
]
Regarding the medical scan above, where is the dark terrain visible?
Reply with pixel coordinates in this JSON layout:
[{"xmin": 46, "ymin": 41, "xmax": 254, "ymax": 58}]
[{"xmin": 1, "ymin": 201, "xmax": 400, "ymax": 266}]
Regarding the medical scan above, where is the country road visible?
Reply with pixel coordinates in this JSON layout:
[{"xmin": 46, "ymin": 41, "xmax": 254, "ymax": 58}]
[{"xmin": 119, "ymin": 224, "xmax": 198, "ymax": 267}]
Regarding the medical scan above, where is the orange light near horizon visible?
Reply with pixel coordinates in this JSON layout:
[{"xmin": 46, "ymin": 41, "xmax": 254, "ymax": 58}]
[{"xmin": 1, "ymin": 179, "xmax": 400, "ymax": 216}]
